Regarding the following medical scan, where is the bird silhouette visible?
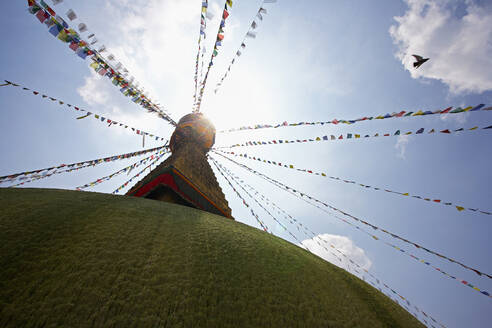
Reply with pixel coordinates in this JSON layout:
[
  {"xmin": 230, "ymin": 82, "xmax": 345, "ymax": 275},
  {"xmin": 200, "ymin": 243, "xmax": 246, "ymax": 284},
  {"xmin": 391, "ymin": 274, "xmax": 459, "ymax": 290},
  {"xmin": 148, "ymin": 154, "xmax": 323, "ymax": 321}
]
[{"xmin": 412, "ymin": 55, "xmax": 429, "ymax": 69}]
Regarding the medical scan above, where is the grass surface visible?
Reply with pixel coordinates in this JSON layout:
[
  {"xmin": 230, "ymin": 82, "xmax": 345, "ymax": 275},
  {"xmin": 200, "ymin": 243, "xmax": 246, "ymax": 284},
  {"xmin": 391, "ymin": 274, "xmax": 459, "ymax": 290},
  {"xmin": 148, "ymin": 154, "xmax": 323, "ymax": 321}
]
[{"xmin": 0, "ymin": 188, "xmax": 424, "ymax": 327}]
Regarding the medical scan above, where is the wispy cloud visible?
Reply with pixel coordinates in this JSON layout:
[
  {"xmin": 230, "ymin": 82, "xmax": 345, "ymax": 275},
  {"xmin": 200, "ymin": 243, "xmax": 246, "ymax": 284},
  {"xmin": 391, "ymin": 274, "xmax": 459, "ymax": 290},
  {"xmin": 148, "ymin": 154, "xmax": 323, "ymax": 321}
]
[
  {"xmin": 77, "ymin": 71, "xmax": 111, "ymax": 106},
  {"xmin": 395, "ymin": 135, "xmax": 411, "ymax": 159},
  {"xmin": 389, "ymin": 0, "xmax": 492, "ymax": 94},
  {"xmin": 301, "ymin": 234, "xmax": 372, "ymax": 271}
]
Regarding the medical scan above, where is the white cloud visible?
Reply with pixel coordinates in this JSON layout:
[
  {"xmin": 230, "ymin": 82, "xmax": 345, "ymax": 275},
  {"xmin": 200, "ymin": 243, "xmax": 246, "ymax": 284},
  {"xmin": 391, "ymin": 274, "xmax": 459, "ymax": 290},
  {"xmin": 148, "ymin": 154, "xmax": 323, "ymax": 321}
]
[
  {"xmin": 77, "ymin": 70, "xmax": 111, "ymax": 106},
  {"xmin": 389, "ymin": 0, "xmax": 492, "ymax": 94},
  {"xmin": 395, "ymin": 135, "xmax": 411, "ymax": 159},
  {"xmin": 301, "ymin": 234, "xmax": 372, "ymax": 271}
]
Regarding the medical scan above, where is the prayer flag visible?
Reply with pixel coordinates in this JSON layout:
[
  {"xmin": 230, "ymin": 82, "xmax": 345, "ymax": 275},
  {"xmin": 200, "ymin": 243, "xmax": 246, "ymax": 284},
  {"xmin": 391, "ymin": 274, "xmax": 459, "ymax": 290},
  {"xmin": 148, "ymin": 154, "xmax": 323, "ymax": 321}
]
[
  {"xmin": 36, "ymin": 9, "xmax": 49, "ymax": 23},
  {"xmin": 78, "ymin": 23, "xmax": 87, "ymax": 32},
  {"xmin": 470, "ymin": 104, "xmax": 484, "ymax": 111},
  {"xmin": 48, "ymin": 24, "xmax": 62, "ymax": 37},
  {"xmin": 66, "ymin": 9, "xmax": 76, "ymax": 20}
]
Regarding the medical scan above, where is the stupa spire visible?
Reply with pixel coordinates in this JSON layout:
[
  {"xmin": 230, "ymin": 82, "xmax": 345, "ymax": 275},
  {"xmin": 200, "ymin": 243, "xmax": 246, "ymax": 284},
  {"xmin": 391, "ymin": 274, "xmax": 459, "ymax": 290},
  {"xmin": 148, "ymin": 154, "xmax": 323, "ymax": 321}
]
[{"xmin": 126, "ymin": 113, "xmax": 232, "ymax": 218}]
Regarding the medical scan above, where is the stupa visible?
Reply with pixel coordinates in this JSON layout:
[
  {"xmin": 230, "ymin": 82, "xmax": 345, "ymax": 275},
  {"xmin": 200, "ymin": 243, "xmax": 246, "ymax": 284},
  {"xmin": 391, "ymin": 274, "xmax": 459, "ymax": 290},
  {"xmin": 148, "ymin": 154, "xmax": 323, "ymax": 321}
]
[{"xmin": 126, "ymin": 113, "xmax": 232, "ymax": 218}]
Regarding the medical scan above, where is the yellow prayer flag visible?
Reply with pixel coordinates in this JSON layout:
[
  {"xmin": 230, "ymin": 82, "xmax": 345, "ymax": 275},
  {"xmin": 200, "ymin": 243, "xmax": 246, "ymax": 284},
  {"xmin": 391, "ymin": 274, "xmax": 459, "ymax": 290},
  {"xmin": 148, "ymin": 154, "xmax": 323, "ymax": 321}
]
[
  {"xmin": 462, "ymin": 106, "xmax": 473, "ymax": 111},
  {"xmin": 355, "ymin": 134, "xmax": 360, "ymax": 138},
  {"xmin": 402, "ymin": 193, "xmax": 409, "ymax": 196},
  {"xmin": 89, "ymin": 62, "xmax": 99, "ymax": 70},
  {"xmin": 412, "ymin": 110, "xmax": 424, "ymax": 116},
  {"xmin": 316, "ymin": 137, "xmax": 321, "ymax": 141},
  {"xmin": 456, "ymin": 206, "xmax": 465, "ymax": 211},
  {"xmin": 469, "ymin": 126, "xmax": 478, "ymax": 130},
  {"xmin": 289, "ymin": 165, "xmax": 294, "ymax": 169},
  {"xmin": 371, "ymin": 235, "xmax": 379, "ymax": 240},
  {"xmin": 321, "ymin": 173, "xmax": 326, "ymax": 176}
]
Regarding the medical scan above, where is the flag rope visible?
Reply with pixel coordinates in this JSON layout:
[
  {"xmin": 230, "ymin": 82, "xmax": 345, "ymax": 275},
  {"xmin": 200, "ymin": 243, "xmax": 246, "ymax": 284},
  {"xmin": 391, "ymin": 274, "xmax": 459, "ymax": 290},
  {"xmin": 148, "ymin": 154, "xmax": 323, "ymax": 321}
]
[
  {"xmin": 112, "ymin": 152, "xmax": 168, "ymax": 194},
  {"xmin": 2, "ymin": 80, "xmax": 168, "ymax": 141},
  {"xmin": 210, "ymin": 156, "xmax": 316, "ymax": 252},
  {"xmin": 212, "ymin": 150, "xmax": 492, "ymax": 282},
  {"xmin": 75, "ymin": 149, "xmax": 170, "ymax": 190},
  {"xmin": 216, "ymin": 149, "xmax": 491, "ymax": 216},
  {"xmin": 0, "ymin": 144, "xmax": 168, "ymax": 184},
  {"xmin": 193, "ymin": 1, "xmax": 209, "ymax": 107},
  {"xmin": 26, "ymin": 0, "xmax": 176, "ymax": 125},
  {"xmin": 217, "ymin": 124, "xmax": 492, "ymax": 149},
  {"xmin": 210, "ymin": 155, "xmax": 270, "ymax": 232},
  {"xmin": 194, "ymin": 0, "xmax": 233, "ymax": 112},
  {"xmin": 211, "ymin": 155, "xmax": 446, "ymax": 327},
  {"xmin": 213, "ymin": 1, "xmax": 276, "ymax": 94},
  {"xmin": 217, "ymin": 105, "xmax": 491, "ymax": 133},
  {"xmin": 8, "ymin": 162, "xmax": 95, "ymax": 188}
]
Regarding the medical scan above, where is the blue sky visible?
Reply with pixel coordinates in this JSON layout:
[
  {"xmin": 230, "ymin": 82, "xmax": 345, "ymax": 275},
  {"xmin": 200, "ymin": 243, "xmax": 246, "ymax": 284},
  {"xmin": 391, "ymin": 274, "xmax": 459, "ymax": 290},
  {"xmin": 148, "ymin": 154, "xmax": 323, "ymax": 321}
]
[{"xmin": 1, "ymin": 0, "xmax": 491, "ymax": 327}]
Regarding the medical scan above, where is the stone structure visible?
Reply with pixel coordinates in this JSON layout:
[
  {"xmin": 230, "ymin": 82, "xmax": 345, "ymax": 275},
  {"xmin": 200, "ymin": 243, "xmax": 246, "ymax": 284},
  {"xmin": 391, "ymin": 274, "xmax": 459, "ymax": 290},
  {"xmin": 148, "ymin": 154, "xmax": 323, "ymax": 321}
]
[{"xmin": 126, "ymin": 113, "xmax": 232, "ymax": 218}]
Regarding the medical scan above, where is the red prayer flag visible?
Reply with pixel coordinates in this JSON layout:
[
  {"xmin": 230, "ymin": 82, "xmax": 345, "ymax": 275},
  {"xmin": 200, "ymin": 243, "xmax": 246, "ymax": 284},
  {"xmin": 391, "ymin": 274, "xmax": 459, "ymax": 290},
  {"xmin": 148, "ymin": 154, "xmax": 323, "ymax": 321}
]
[
  {"xmin": 44, "ymin": 5, "xmax": 55, "ymax": 16},
  {"xmin": 69, "ymin": 42, "xmax": 79, "ymax": 51},
  {"xmin": 217, "ymin": 34, "xmax": 224, "ymax": 41},
  {"xmin": 36, "ymin": 9, "xmax": 48, "ymax": 23},
  {"xmin": 440, "ymin": 129, "xmax": 451, "ymax": 133},
  {"xmin": 440, "ymin": 107, "xmax": 452, "ymax": 114},
  {"xmin": 223, "ymin": 9, "xmax": 229, "ymax": 19}
]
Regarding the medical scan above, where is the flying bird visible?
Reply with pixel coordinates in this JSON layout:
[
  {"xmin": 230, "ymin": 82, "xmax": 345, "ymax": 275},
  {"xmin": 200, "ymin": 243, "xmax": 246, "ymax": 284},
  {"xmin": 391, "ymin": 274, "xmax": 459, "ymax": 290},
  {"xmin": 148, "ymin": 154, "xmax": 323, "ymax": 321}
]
[{"xmin": 412, "ymin": 54, "xmax": 429, "ymax": 69}]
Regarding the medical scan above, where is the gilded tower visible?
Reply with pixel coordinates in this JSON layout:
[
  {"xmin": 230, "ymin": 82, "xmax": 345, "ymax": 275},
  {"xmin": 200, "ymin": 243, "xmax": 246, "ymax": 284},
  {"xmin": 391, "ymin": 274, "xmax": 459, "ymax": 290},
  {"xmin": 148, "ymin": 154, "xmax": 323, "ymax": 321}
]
[{"xmin": 126, "ymin": 113, "xmax": 232, "ymax": 218}]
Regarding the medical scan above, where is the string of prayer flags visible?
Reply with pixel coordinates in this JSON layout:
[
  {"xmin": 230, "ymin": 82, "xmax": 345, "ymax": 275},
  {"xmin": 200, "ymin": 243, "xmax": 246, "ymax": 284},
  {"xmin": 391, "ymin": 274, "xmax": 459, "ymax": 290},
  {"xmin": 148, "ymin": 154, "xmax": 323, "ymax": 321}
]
[
  {"xmin": 214, "ymin": 151, "xmax": 492, "ymax": 302},
  {"xmin": 217, "ymin": 124, "xmax": 491, "ymax": 149},
  {"xmin": 88, "ymin": 54, "xmax": 176, "ymax": 124},
  {"xmin": 193, "ymin": 1, "xmax": 209, "ymax": 106},
  {"xmin": 112, "ymin": 152, "xmax": 168, "ymax": 194},
  {"xmin": 218, "ymin": 104, "xmax": 492, "ymax": 133},
  {"xmin": 9, "ymin": 162, "xmax": 95, "ymax": 188},
  {"xmin": 214, "ymin": 1, "xmax": 277, "ymax": 94},
  {"xmin": 211, "ymin": 157, "xmax": 311, "ymax": 249},
  {"xmin": 213, "ymin": 150, "xmax": 492, "ymax": 282},
  {"xmin": 76, "ymin": 149, "xmax": 170, "ymax": 190},
  {"xmin": 212, "ymin": 156, "xmax": 445, "ymax": 328},
  {"xmin": 216, "ymin": 149, "xmax": 492, "ymax": 217},
  {"xmin": 194, "ymin": 0, "xmax": 233, "ymax": 112},
  {"xmin": 0, "ymin": 144, "xmax": 168, "ymax": 184},
  {"xmin": 2, "ymin": 80, "xmax": 167, "ymax": 141},
  {"xmin": 210, "ymin": 156, "xmax": 270, "ymax": 232},
  {"xmin": 327, "ymin": 207, "xmax": 492, "ymax": 300},
  {"xmin": 26, "ymin": 1, "xmax": 176, "ymax": 125}
]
